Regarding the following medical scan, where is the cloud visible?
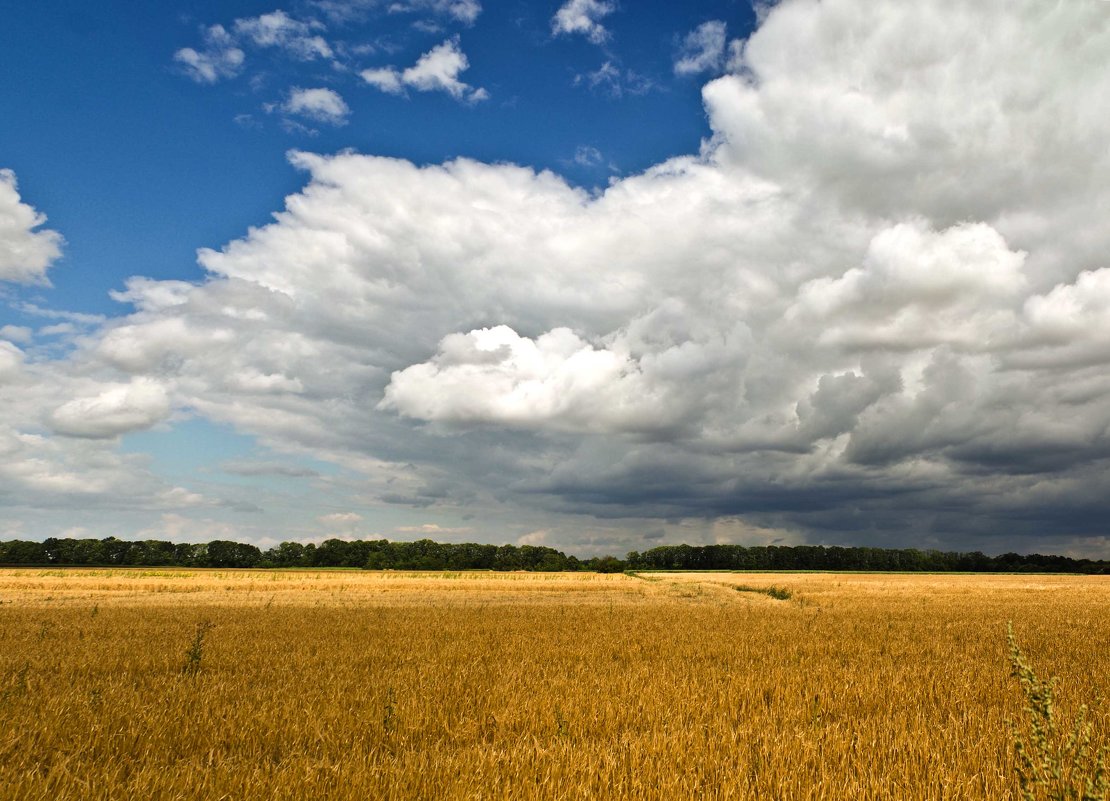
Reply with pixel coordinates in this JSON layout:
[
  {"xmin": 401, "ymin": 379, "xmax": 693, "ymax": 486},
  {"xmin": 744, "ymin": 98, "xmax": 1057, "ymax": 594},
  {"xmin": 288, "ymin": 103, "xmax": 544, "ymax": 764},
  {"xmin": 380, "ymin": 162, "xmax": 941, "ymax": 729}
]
[
  {"xmin": 220, "ymin": 459, "xmax": 319, "ymax": 477},
  {"xmin": 382, "ymin": 325, "xmax": 687, "ymax": 433},
  {"xmin": 0, "ymin": 333, "xmax": 209, "ymax": 519},
  {"xmin": 388, "ymin": 0, "xmax": 481, "ymax": 25},
  {"xmin": 48, "ymin": 378, "xmax": 172, "ymax": 439},
  {"xmin": 724, "ymin": 38, "xmax": 745, "ymax": 73},
  {"xmin": 173, "ymin": 24, "xmax": 245, "ymax": 83},
  {"xmin": 401, "ymin": 39, "xmax": 471, "ymax": 96},
  {"xmin": 361, "ymin": 37, "xmax": 487, "ymax": 102},
  {"xmin": 312, "ymin": 0, "xmax": 480, "ymax": 25},
  {"xmin": 233, "ymin": 11, "xmax": 332, "ymax": 61},
  {"xmin": 0, "ymin": 419, "xmax": 203, "ymax": 513},
  {"xmin": 1009, "ymin": 269, "xmax": 1110, "ymax": 370},
  {"xmin": 17, "ymin": 302, "xmax": 104, "ymax": 325},
  {"xmin": 319, "ymin": 511, "xmax": 363, "ymax": 523},
  {"xmin": 361, "ymin": 68, "xmax": 404, "ymax": 94},
  {"xmin": 516, "ymin": 529, "xmax": 549, "ymax": 545},
  {"xmin": 575, "ymin": 62, "xmax": 653, "ymax": 98},
  {"xmin": 786, "ymin": 221, "xmax": 1026, "ymax": 350},
  {"xmin": 0, "ymin": 325, "xmax": 32, "ymax": 344},
  {"xmin": 15, "ymin": 0, "xmax": 1110, "ymax": 555},
  {"xmin": 0, "ymin": 340, "xmax": 23, "ymax": 380},
  {"xmin": 396, "ymin": 523, "xmax": 473, "ymax": 533},
  {"xmin": 174, "ymin": 11, "xmax": 331, "ymax": 88},
  {"xmin": 0, "ymin": 169, "xmax": 64, "ymax": 285},
  {"xmin": 573, "ymin": 146, "xmax": 604, "ymax": 168},
  {"xmin": 282, "ymin": 87, "xmax": 351, "ymax": 125},
  {"xmin": 552, "ymin": 0, "xmax": 615, "ymax": 44},
  {"xmin": 674, "ymin": 21, "xmax": 727, "ymax": 76},
  {"xmin": 132, "ymin": 513, "xmax": 238, "ymax": 544}
]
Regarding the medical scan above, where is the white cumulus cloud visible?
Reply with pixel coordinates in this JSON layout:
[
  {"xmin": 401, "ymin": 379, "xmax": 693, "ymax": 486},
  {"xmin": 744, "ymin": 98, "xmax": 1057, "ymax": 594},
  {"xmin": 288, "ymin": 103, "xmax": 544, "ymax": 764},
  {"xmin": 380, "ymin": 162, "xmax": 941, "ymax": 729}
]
[
  {"xmin": 233, "ymin": 10, "xmax": 332, "ymax": 61},
  {"xmin": 552, "ymin": 0, "xmax": 615, "ymax": 44},
  {"xmin": 0, "ymin": 169, "xmax": 64, "ymax": 285},
  {"xmin": 381, "ymin": 326, "xmax": 680, "ymax": 433},
  {"xmin": 361, "ymin": 68, "xmax": 404, "ymax": 95},
  {"xmin": 361, "ymin": 37, "xmax": 486, "ymax": 102},
  {"xmin": 674, "ymin": 20, "xmax": 727, "ymax": 76},
  {"xmin": 388, "ymin": 0, "xmax": 481, "ymax": 24},
  {"xmin": 787, "ymin": 221, "xmax": 1027, "ymax": 350},
  {"xmin": 49, "ymin": 379, "xmax": 172, "ymax": 439},
  {"xmin": 173, "ymin": 24, "xmax": 245, "ymax": 83},
  {"xmin": 283, "ymin": 87, "xmax": 351, "ymax": 125}
]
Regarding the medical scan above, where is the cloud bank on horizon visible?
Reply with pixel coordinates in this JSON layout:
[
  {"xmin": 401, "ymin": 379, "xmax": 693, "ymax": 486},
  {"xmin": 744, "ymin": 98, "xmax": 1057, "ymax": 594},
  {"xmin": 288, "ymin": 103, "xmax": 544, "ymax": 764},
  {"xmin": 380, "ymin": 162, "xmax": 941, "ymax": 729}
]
[{"xmin": 3, "ymin": 0, "xmax": 1110, "ymax": 557}]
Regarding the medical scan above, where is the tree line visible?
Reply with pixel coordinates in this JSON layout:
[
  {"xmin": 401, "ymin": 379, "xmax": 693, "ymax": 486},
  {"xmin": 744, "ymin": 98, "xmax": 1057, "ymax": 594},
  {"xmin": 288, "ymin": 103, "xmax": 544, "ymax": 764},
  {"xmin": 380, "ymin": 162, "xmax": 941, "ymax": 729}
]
[
  {"xmin": 0, "ymin": 537, "xmax": 591, "ymax": 571},
  {"xmin": 626, "ymin": 544, "xmax": 1110, "ymax": 574},
  {"xmin": 0, "ymin": 536, "xmax": 1106, "ymax": 573}
]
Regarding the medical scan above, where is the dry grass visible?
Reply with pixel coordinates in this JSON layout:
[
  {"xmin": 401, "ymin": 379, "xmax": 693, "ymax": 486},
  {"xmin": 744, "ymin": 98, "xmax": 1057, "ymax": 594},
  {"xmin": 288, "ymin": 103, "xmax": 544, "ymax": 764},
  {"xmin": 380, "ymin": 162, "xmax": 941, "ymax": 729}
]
[{"xmin": 0, "ymin": 568, "xmax": 1106, "ymax": 799}]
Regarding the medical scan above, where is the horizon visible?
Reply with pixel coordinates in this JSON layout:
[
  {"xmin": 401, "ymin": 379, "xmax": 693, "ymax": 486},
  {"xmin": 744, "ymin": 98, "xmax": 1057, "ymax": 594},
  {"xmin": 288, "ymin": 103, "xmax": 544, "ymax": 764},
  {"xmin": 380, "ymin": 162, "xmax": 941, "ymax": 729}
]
[{"xmin": 3, "ymin": 532, "xmax": 1109, "ymax": 568}]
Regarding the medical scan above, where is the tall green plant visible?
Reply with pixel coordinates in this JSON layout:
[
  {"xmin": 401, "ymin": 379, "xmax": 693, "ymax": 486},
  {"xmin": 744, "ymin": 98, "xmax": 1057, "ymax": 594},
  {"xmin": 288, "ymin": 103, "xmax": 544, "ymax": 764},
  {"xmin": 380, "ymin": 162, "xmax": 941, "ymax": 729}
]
[
  {"xmin": 182, "ymin": 620, "xmax": 214, "ymax": 676},
  {"xmin": 1007, "ymin": 622, "xmax": 1108, "ymax": 801}
]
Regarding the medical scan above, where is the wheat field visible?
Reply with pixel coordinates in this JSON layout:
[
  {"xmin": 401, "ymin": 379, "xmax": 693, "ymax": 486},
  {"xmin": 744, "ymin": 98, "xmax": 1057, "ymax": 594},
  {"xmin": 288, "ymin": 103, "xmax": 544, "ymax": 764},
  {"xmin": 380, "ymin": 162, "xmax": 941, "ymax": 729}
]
[{"xmin": 0, "ymin": 568, "xmax": 1106, "ymax": 800}]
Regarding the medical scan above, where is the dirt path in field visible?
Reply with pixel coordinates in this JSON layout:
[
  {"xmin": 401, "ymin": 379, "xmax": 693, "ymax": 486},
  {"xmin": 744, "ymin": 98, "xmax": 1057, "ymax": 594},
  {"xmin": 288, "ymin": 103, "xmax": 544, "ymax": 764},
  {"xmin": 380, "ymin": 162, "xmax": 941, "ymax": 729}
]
[{"xmin": 629, "ymin": 571, "xmax": 798, "ymax": 605}]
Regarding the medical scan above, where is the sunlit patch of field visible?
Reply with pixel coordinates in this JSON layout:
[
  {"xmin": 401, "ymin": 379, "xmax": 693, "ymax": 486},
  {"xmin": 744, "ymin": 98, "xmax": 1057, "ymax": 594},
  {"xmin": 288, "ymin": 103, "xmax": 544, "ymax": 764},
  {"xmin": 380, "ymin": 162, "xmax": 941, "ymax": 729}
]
[
  {"xmin": 0, "ymin": 568, "xmax": 637, "ymax": 608},
  {"xmin": 0, "ymin": 569, "xmax": 1106, "ymax": 799}
]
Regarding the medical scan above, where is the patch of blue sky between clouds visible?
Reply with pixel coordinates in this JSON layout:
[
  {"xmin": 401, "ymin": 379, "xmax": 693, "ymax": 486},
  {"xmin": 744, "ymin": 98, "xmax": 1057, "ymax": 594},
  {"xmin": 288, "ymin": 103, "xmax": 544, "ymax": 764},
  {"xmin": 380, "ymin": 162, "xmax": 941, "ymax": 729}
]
[{"xmin": 120, "ymin": 418, "xmax": 338, "ymax": 488}]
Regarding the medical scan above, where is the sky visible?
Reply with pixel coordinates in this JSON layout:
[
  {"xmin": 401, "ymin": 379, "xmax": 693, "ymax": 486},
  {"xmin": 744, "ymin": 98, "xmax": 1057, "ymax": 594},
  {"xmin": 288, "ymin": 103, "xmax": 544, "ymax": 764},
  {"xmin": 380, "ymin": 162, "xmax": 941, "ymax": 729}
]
[{"xmin": 2, "ymin": 0, "xmax": 1110, "ymax": 559}]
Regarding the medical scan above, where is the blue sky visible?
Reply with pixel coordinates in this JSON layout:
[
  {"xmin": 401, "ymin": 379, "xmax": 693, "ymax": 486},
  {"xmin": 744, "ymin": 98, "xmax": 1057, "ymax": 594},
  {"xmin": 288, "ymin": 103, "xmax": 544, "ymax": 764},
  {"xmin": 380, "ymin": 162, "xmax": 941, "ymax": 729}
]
[
  {"xmin": 3, "ymin": 0, "xmax": 1110, "ymax": 559},
  {"xmin": 2, "ymin": 1, "xmax": 751, "ymax": 316}
]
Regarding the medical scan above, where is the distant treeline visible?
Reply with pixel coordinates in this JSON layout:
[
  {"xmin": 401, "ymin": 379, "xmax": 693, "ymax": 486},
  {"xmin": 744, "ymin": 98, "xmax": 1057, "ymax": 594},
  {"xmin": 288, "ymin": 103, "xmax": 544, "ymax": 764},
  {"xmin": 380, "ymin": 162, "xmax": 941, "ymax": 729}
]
[
  {"xmin": 0, "ymin": 537, "xmax": 1106, "ymax": 574},
  {"xmin": 626, "ymin": 544, "xmax": 1110, "ymax": 574},
  {"xmin": 0, "ymin": 537, "xmax": 592, "ymax": 571}
]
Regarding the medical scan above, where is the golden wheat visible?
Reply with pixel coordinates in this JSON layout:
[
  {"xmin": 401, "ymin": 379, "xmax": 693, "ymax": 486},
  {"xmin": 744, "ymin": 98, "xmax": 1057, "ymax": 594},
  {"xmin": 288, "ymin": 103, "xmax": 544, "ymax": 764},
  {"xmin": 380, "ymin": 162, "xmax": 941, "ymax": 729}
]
[{"xmin": 0, "ymin": 568, "xmax": 1106, "ymax": 799}]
